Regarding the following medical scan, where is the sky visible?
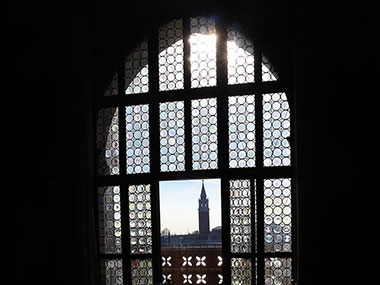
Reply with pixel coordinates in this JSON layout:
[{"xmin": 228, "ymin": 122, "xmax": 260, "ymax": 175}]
[{"xmin": 159, "ymin": 179, "xmax": 221, "ymax": 235}]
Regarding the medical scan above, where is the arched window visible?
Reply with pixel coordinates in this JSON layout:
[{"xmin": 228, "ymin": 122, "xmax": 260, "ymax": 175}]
[{"xmin": 95, "ymin": 15, "xmax": 295, "ymax": 285}]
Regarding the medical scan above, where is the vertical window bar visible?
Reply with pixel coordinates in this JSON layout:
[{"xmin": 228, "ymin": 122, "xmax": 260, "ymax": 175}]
[
  {"xmin": 216, "ymin": 15, "xmax": 228, "ymax": 172},
  {"xmin": 288, "ymin": 80, "xmax": 298, "ymax": 284},
  {"xmin": 216, "ymin": 15, "xmax": 230, "ymax": 284},
  {"xmin": 291, "ymin": 174, "xmax": 298, "ymax": 284},
  {"xmin": 148, "ymin": 27, "xmax": 161, "ymax": 284},
  {"xmin": 254, "ymin": 46, "xmax": 263, "ymax": 169},
  {"xmin": 184, "ymin": 97, "xmax": 192, "ymax": 174},
  {"xmin": 255, "ymin": 178, "xmax": 265, "ymax": 285},
  {"xmin": 121, "ymin": 182, "xmax": 132, "ymax": 284},
  {"xmin": 221, "ymin": 177, "xmax": 231, "ymax": 282},
  {"xmin": 148, "ymin": 27, "xmax": 160, "ymax": 173},
  {"xmin": 151, "ymin": 180, "xmax": 161, "ymax": 284},
  {"xmin": 183, "ymin": 17, "xmax": 193, "ymax": 174},
  {"xmin": 183, "ymin": 17, "xmax": 191, "ymax": 90},
  {"xmin": 216, "ymin": 16, "xmax": 227, "ymax": 87},
  {"xmin": 254, "ymin": 45, "xmax": 264, "ymax": 285}
]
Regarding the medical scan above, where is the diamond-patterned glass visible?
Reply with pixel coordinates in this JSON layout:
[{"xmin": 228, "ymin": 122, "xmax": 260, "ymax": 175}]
[
  {"xmin": 263, "ymin": 93, "xmax": 291, "ymax": 167},
  {"xmin": 96, "ymin": 107, "xmax": 119, "ymax": 175},
  {"xmin": 125, "ymin": 105, "xmax": 150, "ymax": 174},
  {"xmin": 228, "ymin": 95, "xmax": 256, "ymax": 168},
  {"xmin": 159, "ymin": 19, "xmax": 184, "ymax": 91},
  {"xmin": 190, "ymin": 16, "xmax": 217, "ymax": 88},
  {"xmin": 191, "ymin": 98, "xmax": 218, "ymax": 170},
  {"xmin": 125, "ymin": 38, "xmax": 149, "ymax": 95},
  {"xmin": 159, "ymin": 101, "xmax": 185, "ymax": 172}
]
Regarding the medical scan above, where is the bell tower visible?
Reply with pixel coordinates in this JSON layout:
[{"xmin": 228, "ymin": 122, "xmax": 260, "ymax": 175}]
[{"xmin": 198, "ymin": 180, "xmax": 210, "ymax": 235}]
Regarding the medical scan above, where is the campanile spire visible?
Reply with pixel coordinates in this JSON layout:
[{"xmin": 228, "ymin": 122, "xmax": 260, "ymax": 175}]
[{"xmin": 198, "ymin": 180, "xmax": 210, "ymax": 235}]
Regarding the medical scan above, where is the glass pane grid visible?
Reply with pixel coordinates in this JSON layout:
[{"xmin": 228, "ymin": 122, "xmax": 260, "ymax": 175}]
[
  {"xmin": 125, "ymin": 105, "xmax": 150, "ymax": 174},
  {"xmin": 159, "ymin": 19, "xmax": 184, "ymax": 91},
  {"xmin": 227, "ymin": 28, "xmax": 255, "ymax": 85},
  {"xmin": 104, "ymin": 72, "xmax": 118, "ymax": 96},
  {"xmin": 125, "ymin": 39, "xmax": 149, "ymax": 94},
  {"xmin": 131, "ymin": 259, "xmax": 153, "ymax": 284},
  {"xmin": 191, "ymin": 98, "xmax": 218, "ymax": 170},
  {"xmin": 231, "ymin": 258, "xmax": 252, "ymax": 285},
  {"xmin": 97, "ymin": 17, "xmax": 295, "ymax": 285},
  {"xmin": 100, "ymin": 259, "xmax": 123, "ymax": 285},
  {"xmin": 263, "ymin": 93, "xmax": 291, "ymax": 167},
  {"xmin": 262, "ymin": 55, "xmax": 278, "ymax": 82},
  {"xmin": 190, "ymin": 16, "xmax": 217, "ymax": 88},
  {"xmin": 98, "ymin": 186, "xmax": 122, "ymax": 254},
  {"xmin": 230, "ymin": 179, "xmax": 253, "ymax": 253},
  {"xmin": 264, "ymin": 178, "xmax": 292, "ymax": 252},
  {"xmin": 97, "ymin": 107, "xmax": 120, "ymax": 175},
  {"xmin": 159, "ymin": 101, "xmax": 185, "ymax": 172},
  {"xmin": 264, "ymin": 258, "xmax": 292, "ymax": 285},
  {"xmin": 128, "ymin": 184, "xmax": 152, "ymax": 254},
  {"xmin": 228, "ymin": 95, "xmax": 256, "ymax": 168}
]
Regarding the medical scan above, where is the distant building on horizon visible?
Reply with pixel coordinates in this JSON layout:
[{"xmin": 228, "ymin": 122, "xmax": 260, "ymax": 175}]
[
  {"xmin": 161, "ymin": 180, "xmax": 221, "ymax": 248},
  {"xmin": 198, "ymin": 179, "xmax": 210, "ymax": 235}
]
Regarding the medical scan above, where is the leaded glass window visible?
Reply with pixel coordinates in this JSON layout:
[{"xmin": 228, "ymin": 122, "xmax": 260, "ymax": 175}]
[
  {"xmin": 95, "ymin": 15, "xmax": 295, "ymax": 285},
  {"xmin": 190, "ymin": 16, "xmax": 217, "ymax": 88},
  {"xmin": 158, "ymin": 19, "xmax": 184, "ymax": 91},
  {"xmin": 159, "ymin": 101, "xmax": 185, "ymax": 172},
  {"xmin": 125, "ymin": 39, "xmax": 149, "ymax": 95},
  {"xmin": 191, "ymin": 98, "xmax": 218, "ymax": 170}
]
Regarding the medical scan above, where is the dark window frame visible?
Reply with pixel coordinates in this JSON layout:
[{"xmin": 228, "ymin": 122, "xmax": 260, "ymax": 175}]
[{"xmin": 93, "ymin": 13, "xmax": 297, "ymax": 285}]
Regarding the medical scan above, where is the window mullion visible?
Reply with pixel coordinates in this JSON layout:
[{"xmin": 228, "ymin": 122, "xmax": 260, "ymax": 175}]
[
  {"xmin": 121, "ymin": 180, "xmax": 132, "ymax": 283},
  {"xmin": 118, "ymin": 53, "xmax": 130, "ymax": 281},
  {"xmin": 147, "ymin": 26, "xmax": 161, "ymax": 284},
  {"xmin": 216, "ymin": 16, "xmax": 228, "ymax": 172},
  {"xmin": 183, "ymin": 17, "xmax": 191, "ymax": 91},
  {"xmin": 255, "ymin": 176, "xmax": 265, "ymax": 285},
  {"xmin": 254, "ymin": 45, "xmax": 263, "ymax": 170},
  {"xmin": 253, "ymin": 45, "xmax": 264, "ymax": 285},
  {"xmin": 183, "ymin": 16, "xmax": 193, "ymax": 175},
  {"xmin": 215, "ymin": 15, "xmax": 232, "ymax": 284}
]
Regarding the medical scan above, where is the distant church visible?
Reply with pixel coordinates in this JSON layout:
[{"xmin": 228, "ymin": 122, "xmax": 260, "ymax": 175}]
[
  {"xmin": 161, "ymin": 180, "xmax": 221, "ymax": 247},
  {"xmin": 198, "ymin": 180, "xmax": 210, "ymax": 235}
]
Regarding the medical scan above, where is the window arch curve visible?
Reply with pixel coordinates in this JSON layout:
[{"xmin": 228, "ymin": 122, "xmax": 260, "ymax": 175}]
[{"xmin": 95, "ymin": 15, "xmax": 295, "ymax": 285}]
